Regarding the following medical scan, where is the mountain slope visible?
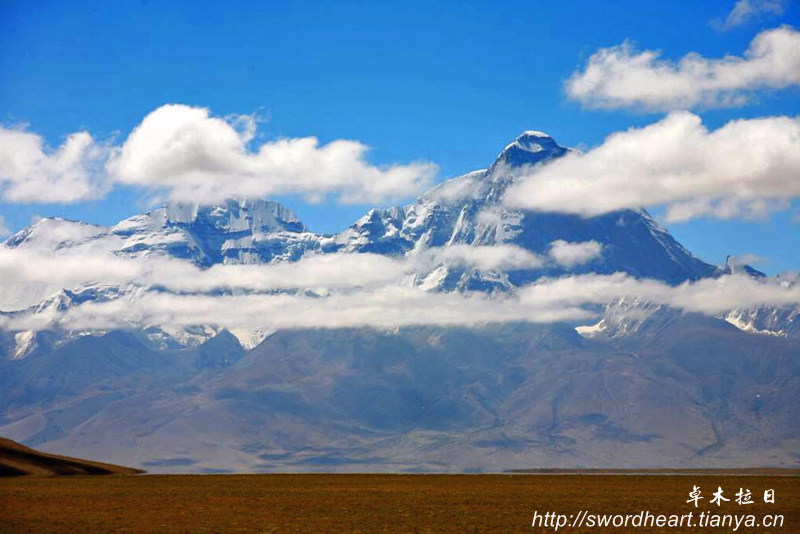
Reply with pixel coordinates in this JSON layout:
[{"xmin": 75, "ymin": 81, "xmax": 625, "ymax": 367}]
[
  {"xmin": 0, "ymin": 437, "xmax": 144, "ymax": 476},
  {"xmin": 0, "ymin": 322, "xmax": 796, "ymax": 473}
]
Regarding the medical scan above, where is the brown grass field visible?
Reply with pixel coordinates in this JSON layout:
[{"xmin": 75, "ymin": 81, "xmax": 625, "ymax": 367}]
[{"xmin": 0, "ymin": 473, "xmax": 798, "ymax": 533}]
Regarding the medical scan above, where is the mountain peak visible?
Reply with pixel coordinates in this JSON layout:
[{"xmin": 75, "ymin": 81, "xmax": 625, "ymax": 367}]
[
  {"xmin": 492, "ymin": 130, "xmax": 568, "ymax": 169},
  {"xmin": 105, "ymin": 197, "xmax": 315, "ymax": 266},
  {"xmin": 519, "ymin": 130, "xmax": 553, "ymax": 139},
  {"xmin": 4, "ymin": 217, "xmax": 107, "ymax": 250}
]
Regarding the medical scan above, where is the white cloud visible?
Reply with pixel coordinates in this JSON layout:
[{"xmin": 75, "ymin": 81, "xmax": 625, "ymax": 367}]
[
  {"xmin": 147, "ymin": 253, "xmax": 409, "ymax": 293},
  {"xmin": 2, "ymin": 239, "xmax": 619, "ymax": 318},
  {"xmin": 420, "ymin": 244, "xmax": 544, "ymax": 272},
  {"xmin": 0, "ymin": 104, "xmax": 437, "ymax": 206},
  {"xmin": 4, "ymin": 271, "xmax": 798, "ymax": 334},
  {"xmin": 548, "ymin": 240, "xmax": 603, "ymax": 267},
  {"xmin": 566, "ymin": 26, "xmax": 800, "ymax": 111},
  {"xmin": 504, "ymin": 112, "xmax": 800, "ymax": 222},
  {"xmin": 48, "ymin": 288, "xmax": 590, "ymax": 333},
  {"xmin": 106, "ymin": 104, "xmax": 438, "ymax": 204},
  {"xmin": 0, "ymin": 243, "xmax": 547, "ymax": 309},
  {"xmin": 729, "ymin": 253, "xmax": 767, "ymax": 266},
  {"xmin": 0, "ymin": 248, "xmax": 141, "ymax": 289},
  {"xmin": 519, "ymin": 272, "xmax": 800, "ymax": 315},
  {"xmin": 0, "ymin": 127, "xmax": 109, "ymax": 203},
  {"xmin": 0, "ymin": 245, "xmax": 146, "ymax": 311},
  {"xmin": 713, "ymin": 0, "xmax": 788, "ymax": 30},
  {"xmin": 0, "ymin": 248, "xmax": 411, "ymax": 309},
  {"xmin": 424, "ymin": 171, "xmax": 484, "ymax": 204},
  {"xmin": 1, "ymin": 231, "xmax": 798, "ymax": 331},
  {"xmin": 6, "ymin": 218, "xmax": 114, "ymax": 254}
]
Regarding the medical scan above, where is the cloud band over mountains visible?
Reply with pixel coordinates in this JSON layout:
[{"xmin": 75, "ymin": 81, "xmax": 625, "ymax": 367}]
[
  {"xmin": 4, "ymin": 271, "xmax": 799, "ymax": 334},
  {"xmin": 0, "ymin": 241, "xmax": 602, "ymax": 301},
  {"xmin": 1, "ymin": 243, "xmax": 798, "ymax": 333}
]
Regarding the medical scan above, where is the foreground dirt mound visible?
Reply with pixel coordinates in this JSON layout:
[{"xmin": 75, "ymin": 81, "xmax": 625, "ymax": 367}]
[{"xmin": 0, "ymin": 437, "xmax": 144, "ymax": 476}]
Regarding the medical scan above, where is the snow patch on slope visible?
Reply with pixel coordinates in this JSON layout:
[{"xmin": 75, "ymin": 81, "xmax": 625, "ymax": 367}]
[
  {"xmin": 13, "ymin": 330, "xmax": 34, "ymax": 359},
  {"xmin": 725, "ymin": 311, "xmax": 788, "ymax": 337}
]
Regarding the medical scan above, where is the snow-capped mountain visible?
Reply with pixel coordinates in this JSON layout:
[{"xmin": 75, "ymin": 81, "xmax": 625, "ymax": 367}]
[
  {"xmin": 337, "ymin": 131, "xmax": 717, "ymax": 291},
  {"xmin": 722, "ymin": 267, "xmax": 800, "ymax": 338},
  {"xmin": 2, "ymin": 130, "xmax": 795, "ymax": 344},
  {"xmin": 4, "ymin": 131, "xmax": 716, "ymax": 280},
  {"xmin": 1, "ymin": 198, "xmax": 332, "ymax": 349},
  {"xmin": 1, "ymin": 130, "xmax": 798, "ymax": 473},
  {"xmin": 6, "ymin": 197, "xmax": 329, "ymax": 267},
  {"xmin": 578, "ymin": 257, "xmax": 799, "ymax": 340},
  {"xmin": 113, "ymin": 198, "xmax": 331, "ymax": 265}
]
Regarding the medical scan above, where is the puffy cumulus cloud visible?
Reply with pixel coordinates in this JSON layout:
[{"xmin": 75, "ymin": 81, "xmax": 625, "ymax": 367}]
[
  {"xmin": 548, "ymin": 240, "xmax": 603, "ymax": 267},
  {"xmin": 566, "ymin": 26, "xmax": 800, "ymax": 111},
  {"xmin": 0, "ymin": 127, "xmax": 109, "ymax": 203},
  {"xmin": 0, "ymin": 104, "xmax": 437, "ymax": 206},
  {"xmin": 106, "ymin": 104, "xmax": 437, "ymax": 204},
  {"xmin": 504, "ymin": 112, "xmax": 800, "ymax": 222},
  {"xmin": 712, "ymin": 0, "xmax": 788, "ymax": 30}
]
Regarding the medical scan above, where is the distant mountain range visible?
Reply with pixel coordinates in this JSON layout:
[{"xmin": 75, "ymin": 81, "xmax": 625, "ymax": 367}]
[{"xmin": 1, "ymin": 131, "xmax": 797, "ymax": 472}]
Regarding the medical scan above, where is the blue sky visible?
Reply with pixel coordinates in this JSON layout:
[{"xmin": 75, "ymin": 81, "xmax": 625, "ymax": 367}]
[{"xmin": 1, "ymin": 0, "xmax": 798, "ymax": 272}]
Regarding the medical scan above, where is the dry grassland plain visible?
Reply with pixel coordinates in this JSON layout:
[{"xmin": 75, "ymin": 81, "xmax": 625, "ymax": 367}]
[{"xmin": 1, "ymin": 473, "xmax": 798, "ymax": 533}]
